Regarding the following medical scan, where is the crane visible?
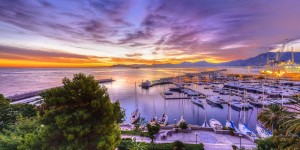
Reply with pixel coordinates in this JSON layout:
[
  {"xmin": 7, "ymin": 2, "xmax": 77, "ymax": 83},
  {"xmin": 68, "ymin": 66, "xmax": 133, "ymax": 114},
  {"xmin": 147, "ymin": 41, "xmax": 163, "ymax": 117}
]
[{"xmin": 275, "ymin": 39, "xmax": 288, "ymax": 64}]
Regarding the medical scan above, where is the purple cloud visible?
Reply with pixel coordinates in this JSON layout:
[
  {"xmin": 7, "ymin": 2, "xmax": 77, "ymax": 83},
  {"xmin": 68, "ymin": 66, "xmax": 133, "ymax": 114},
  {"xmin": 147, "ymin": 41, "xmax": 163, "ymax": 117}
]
[{"xmin": 0, "ymin": 0, "xmax": 300, "ymax": 63}]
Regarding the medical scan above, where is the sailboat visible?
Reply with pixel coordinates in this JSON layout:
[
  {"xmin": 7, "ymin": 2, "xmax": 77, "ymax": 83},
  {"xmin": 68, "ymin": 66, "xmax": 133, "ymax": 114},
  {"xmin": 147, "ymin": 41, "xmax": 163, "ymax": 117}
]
[
  {"xmin": 238, "ymin": 97, "xmax": 258, "ymax": 140},
  {"xmin": 177, "ymin": 99, "xmax": 186, "ymax": 125},
  {"xmin": 209, "ymin": 119, "xmax": 223, "ymax": 130},
  {"xmin": 206, "ymin": 95, "xmax": 223, "ymax": 108},
  {"xmin": 191, "ymin": 97, "xmax": 204, "ymax": 107},
  {"xmin": 256, "ymin": 125, "xmax": 272, "ymax": 139},
  {"xmin": 130, "ymin": 82, "xmax": 140, "ymax": 124},
  {"xmin": 202, "ymin": 96, "xmax": 209, "ymax": 127},
  {"xmin": 256, "ymin": 107, "xmax": 272, "ymax": 138},
  {"xmin": 226, "ymin": 94, "xmax": 240, "ymax": 133},
  {"xmin": 158, "ymin": 99, "xmax": 168, "ymax": 126},
  {"xmin": 150, "ymin": 98, "xmax": 158, "ymax": 125}
]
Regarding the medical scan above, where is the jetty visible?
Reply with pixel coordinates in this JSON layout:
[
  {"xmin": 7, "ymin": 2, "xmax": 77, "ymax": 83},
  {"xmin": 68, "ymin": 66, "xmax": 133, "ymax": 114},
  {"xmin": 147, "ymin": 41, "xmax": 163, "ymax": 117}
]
[{"xmin": 7, "ymin": 78, "xmax": 114, "ymax": 102}]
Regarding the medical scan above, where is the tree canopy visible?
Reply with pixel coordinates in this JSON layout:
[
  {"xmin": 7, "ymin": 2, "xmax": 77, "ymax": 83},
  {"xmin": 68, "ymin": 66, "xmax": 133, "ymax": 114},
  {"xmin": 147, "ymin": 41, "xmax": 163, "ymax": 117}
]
[
  {"xmin": 257, "ymin": 101, "xmax": 300, "ymax": 149},
  {"xmin": 39, "ymin": 73, "xmax": 123, "ymax": 150},
  {"xmin": 0, "ymin": 94, "xmax": 36, "ymax": 130}
]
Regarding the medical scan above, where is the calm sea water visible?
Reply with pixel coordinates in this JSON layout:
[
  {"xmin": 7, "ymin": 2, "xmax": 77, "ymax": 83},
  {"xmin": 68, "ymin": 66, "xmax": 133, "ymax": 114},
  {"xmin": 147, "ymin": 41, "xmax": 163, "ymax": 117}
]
[{"xmin": 0, "ymin": 67, "xmax": 261, "ymax": 132}]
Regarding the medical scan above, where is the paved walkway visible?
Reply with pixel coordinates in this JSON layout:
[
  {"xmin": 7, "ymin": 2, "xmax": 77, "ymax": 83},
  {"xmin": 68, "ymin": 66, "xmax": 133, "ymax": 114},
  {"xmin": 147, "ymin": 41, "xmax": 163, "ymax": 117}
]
[{"xmin": 122, "ymin": 130, "xmax": 256, "ymax": 150}]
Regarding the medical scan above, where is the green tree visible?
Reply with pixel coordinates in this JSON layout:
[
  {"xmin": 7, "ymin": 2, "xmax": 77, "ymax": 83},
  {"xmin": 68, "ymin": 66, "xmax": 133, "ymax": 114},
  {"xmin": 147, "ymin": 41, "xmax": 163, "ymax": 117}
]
[
  {"xmin": 0, "ymin": 94, "xmax": 10, "ymax": 108},
  {"xmin": 179, "ymin": 121, "xmax": 188, "ymax": 129},
  {"xmin": 127, "ymin": 138, "xmax": 146, "ymax": 150},
  {"xmin": 257, "ymin": 97, "xmax": 300, "ymax": 150},
  {"xmin": 0, "ymin": 94, "xmax": 36, "ymax": 130},
  {"xmin": 173, "ymin": 140, "xmax": 185, "ymax": 150},
  {"xmin": 146, "ymin": 123, "xmax": 160, "ymax": 143},
  {"xmin": 256, "ymin": 137, "xmax": 278, "ymax": 150},
  {"xmin": 39, "ymin": 73, "xmax": 123, "ymax": 150},
  {"xmin": 257, "ymin": 104, "xmax": 291, "ymax": 134},
  {"xmin": 0, "ymin": 115, "xmax": 42, "ymax": 150}
]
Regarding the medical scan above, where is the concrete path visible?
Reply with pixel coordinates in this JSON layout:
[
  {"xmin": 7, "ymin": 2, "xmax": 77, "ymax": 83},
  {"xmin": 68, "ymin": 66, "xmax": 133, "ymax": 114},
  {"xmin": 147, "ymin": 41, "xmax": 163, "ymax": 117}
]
[{"xmin": 122, "ymin": 130, "xmax": 257, "ymax": 150}]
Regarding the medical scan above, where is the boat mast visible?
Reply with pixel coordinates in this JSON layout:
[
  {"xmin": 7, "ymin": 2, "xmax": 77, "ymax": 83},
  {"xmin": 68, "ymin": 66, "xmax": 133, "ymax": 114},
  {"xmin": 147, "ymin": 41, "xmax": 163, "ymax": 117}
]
[
  {"xmin": 135, "ymin": 82, "xmax": 138, "ymax": 109},
  {"xmin": 164, "ymin": 99, "xmax": 166, "ymax": 114},
  {"xmin": 153, "ymin": 98, "xmax": 156, "ymax": 116},
  {"xmin": 262, "ymin": 83, "xmax": 265, "ymax": 109},
  {"xmin": 229, "ymin": 92, "xmax": 232, "ymax": 121},
  {"xmin": 205, "ymin": 98, "xmax": 207, "ymax": 123},
  {"xmin": 243, "ymin": 89, "xmax": 246, "ymax": 124}
]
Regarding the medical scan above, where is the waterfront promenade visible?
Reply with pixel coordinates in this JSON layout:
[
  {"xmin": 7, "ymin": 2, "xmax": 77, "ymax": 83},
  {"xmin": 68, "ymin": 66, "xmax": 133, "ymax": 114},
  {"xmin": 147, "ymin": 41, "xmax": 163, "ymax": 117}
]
[
  {"xmin": 120, "ymin": 124, "xmax": 256, "ymax": 150},
  {"xmin": 122, "ymin": 130, "xmax": 256, "ymax": 150}
]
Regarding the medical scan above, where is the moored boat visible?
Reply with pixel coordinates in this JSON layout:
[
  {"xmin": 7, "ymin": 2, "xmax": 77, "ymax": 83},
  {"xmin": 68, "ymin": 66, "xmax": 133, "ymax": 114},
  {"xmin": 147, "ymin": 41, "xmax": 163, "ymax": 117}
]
[
  {"xmin": 209, "ymin": 119, "xmax": 223, "ymax": 130},
  {"xmin": 130, "ymin": 109, "xmax": 140, "ymax": 124},
  {"xmin": 238, "ymin": 123, "xmax": 258, "ymax": 140},
  {"xmin": 206, "ymin": 96, "xmax": 223, "ymax": 108},
  {"xmin": 191, "ymin": 97, "xmax": 203, "ymax": 107},
  {"xmin": 226, "ymin": 120, "xmax": 240, "ymax": 133},
  {"xmin": 158, "ymin": 114, "xmax": 168, "ymax": 126},
  {"xmin": 256, "ymin": 125, "xmax": 272, "ymax": 139}
]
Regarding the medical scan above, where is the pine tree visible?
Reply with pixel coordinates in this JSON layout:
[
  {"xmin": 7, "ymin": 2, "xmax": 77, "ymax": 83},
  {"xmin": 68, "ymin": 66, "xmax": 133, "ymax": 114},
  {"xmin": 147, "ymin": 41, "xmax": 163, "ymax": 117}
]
[{"xmin": 39, "ymin": 73, "xmax": 123, "ymax": 150}]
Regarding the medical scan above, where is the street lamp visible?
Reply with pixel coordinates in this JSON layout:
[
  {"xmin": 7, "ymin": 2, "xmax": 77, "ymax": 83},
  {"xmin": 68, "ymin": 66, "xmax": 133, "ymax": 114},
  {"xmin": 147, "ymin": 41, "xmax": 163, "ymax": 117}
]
[
  {"xmin": 239, "ymin": 134, "xmax": 242, "ymax": 149},
  {"xmin": 195, "ymin": 133, "xmax": 198, "ymax": 144},
  {"xmin": 174, "ymin": 119, "xmax": 177, "ymax": 126}
]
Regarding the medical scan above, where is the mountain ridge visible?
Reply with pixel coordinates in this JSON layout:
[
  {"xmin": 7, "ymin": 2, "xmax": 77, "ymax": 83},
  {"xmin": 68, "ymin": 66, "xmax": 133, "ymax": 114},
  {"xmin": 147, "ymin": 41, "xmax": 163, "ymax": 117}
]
[{"xmin": 111, "ymin": 52, "xmax": 299, "ymax": 68}]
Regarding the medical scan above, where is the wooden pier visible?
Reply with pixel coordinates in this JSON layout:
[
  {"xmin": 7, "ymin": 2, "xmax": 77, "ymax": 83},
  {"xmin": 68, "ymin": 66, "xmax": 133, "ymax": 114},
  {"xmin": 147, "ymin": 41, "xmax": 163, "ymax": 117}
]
[
  {"xmin": 160, "ymin": 93, "xmax": 191, "ymax": 100},
  {"xmin": 7, "ymin": 78, "xmax": 114, "ymax": 102}
]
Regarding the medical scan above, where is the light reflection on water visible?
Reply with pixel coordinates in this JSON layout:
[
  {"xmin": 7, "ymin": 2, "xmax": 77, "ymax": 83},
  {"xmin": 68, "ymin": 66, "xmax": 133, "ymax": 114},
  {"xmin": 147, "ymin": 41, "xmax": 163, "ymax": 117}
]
[{"xmin": 0, "ymin": 67, "xmax": 261, "ymax": 132}]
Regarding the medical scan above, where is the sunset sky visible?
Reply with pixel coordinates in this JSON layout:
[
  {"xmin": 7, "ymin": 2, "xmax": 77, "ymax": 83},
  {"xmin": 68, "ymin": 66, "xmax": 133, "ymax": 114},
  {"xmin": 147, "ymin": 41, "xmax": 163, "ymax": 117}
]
[{"xmin": 1, "ymin": 0, "xmax": 300, "ymax": 67}]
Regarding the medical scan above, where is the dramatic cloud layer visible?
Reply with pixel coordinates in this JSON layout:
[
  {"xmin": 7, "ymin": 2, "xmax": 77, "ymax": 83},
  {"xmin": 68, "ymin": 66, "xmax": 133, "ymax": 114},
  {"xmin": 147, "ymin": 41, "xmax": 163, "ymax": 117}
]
[{"xmin": 0, "ymin": 0, "xmax": 300, "ymax": 67}]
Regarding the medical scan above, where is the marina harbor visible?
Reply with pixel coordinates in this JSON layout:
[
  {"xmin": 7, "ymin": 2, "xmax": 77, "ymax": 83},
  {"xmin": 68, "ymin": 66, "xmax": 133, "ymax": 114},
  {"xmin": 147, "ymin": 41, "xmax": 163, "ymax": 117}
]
[{"xmin": 7, "ymin": 68, "xmax": 300, "ymax": 148}]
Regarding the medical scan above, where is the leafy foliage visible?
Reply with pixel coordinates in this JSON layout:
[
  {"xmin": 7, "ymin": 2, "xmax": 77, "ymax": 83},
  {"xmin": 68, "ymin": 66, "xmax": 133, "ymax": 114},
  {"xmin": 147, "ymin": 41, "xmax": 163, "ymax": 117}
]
[
  {"xmin": 257, "ymin": 98, "xmax": 300, "ymax": 149},
  {"xmin": 256, "ymin": 137, "xmax": 278, "ymax": 150},
  {"xmin": 127, "ymin": 138, "xmax": 146, "ymax": 150},
  {"xmin": 38, "ymin": 73, "xmax": 123, "ymax": 150},
  {"xmin": 118, "ymin": 139, "xmax": 204, "ymax": 150},
  {"xmin": 121, "ymin": 130, "xmax": 149, "ymax": 137},
  {"xmin": 257, "ymin": 104, "xmax": 292, "ymax": 134},
  {"xmin": 179, "ymin": 121, "xmax": 188, "ymax": 129},
  {"xmin": 0, "ymin": 94, "xmax": 37, "ymax": 130},
  {"xmin": 146, "ymin": 123, "xmax": 160, "ymax": 143},
  {"xmin": 0, "ymin": 94, "xmax": 10, "ymax": 108},
  {"xmin": 0, "ymin": 115, "xmax": 43, "ymax": 150},
  {"xmin": 173, "ymin": 140, "xmax": 185, "ymax": 150}
]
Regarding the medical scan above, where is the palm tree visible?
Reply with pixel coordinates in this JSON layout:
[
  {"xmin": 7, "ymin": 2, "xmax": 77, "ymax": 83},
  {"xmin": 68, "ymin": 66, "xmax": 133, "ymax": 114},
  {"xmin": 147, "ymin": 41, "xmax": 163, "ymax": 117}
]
[
  {"xmin": 257, "ymin": 104, "xmax": 291, "ymax": 134},
  {"xmin": 127, "ymin": 138, "xmax": 146, "ymax": 150},
  {"xmin": 284, "ymin": 96, "xmax": 300, "ymax": 135}
]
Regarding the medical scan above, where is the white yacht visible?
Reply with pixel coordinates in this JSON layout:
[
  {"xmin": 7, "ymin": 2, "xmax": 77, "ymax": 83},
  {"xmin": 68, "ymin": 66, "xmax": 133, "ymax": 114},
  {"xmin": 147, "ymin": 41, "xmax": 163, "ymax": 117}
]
[
  {"xmin": 256, "ymin": 125, "xmax": 272, "ymax": 139},
  {"xmin": 209, "ymin": 119, "xmax": 223, "ymax": 130},
  {"xmin": 191, "ymin": 97, "xmax": 203, "ymax": 107}
]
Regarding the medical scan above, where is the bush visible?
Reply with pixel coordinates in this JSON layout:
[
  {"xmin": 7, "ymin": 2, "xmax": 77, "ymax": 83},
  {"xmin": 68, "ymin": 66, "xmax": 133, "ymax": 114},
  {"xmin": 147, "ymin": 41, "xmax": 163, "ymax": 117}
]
[
  {"xmin": 228, "ymin": 127, "xmax": 235, "ymax": 136},
  {"xmin": 257, "ymin": 137, "xmax": 278, "ymax": 150},
  {"xmin": 179, "ymin": 122, "xmax": 188, "ymax": 129},
  {"xmin": 232, "ymin": 145, "xmax": 238, "ymax": 150},
  {"xmin": 121, "ymin": 130, "xmax": 149, "ymax": 137},
  {"xmin": 222, "ymin": 126, "xmax": 229, "ymax": 130},
  {"xmin": 186, "ymin": 143, "xmax": 204, "ymax": 150},
  {"xmin": 118, "ymin": 140, "xmax": 204, "ymax": 150},
  {"xmin": 173, "ymin": 140, "xmax": 185, "ymax": 150},
  {"xmin": 147, "ymin": 123, "xmax": 160, "ymax": 143}
]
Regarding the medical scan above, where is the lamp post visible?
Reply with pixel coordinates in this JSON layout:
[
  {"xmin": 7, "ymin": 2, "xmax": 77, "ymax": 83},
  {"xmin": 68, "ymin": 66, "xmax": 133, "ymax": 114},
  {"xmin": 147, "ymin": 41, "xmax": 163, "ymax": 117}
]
[
  {"xmin": 239, "ymin": 134, "xmax": 242, "ymax": 149},
  {"xmin": 174, "ymin": 119, "xmax": 177, "ymax": 126},
  {"xmin": 195, "ymin": 133, "xmax": 198, "ymax": 144}
]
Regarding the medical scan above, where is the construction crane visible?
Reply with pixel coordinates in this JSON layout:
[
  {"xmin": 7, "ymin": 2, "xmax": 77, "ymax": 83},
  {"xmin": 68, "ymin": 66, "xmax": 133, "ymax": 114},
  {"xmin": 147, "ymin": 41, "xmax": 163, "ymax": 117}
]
[{"xmin": 275, "ymin": 39, "xmax": 288, "ymax": 64}]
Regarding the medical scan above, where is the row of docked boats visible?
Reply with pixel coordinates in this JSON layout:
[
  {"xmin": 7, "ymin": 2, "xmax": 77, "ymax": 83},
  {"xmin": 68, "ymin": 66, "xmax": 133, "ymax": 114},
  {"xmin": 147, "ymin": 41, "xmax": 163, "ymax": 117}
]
[
  {"xmin": 224, "ymin": 81, "xmax": 300, "ymax": 98},
  {"xmin": 190, "ymin": 96, "xmax": 272, "ymax": 140},
  {"xmin": 206, "ymin": 118, "xmax": 272, "ymax": 140},
  {"xmin": 130, "ymin": 82, "xmax": 169, "ymax": 126}
]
